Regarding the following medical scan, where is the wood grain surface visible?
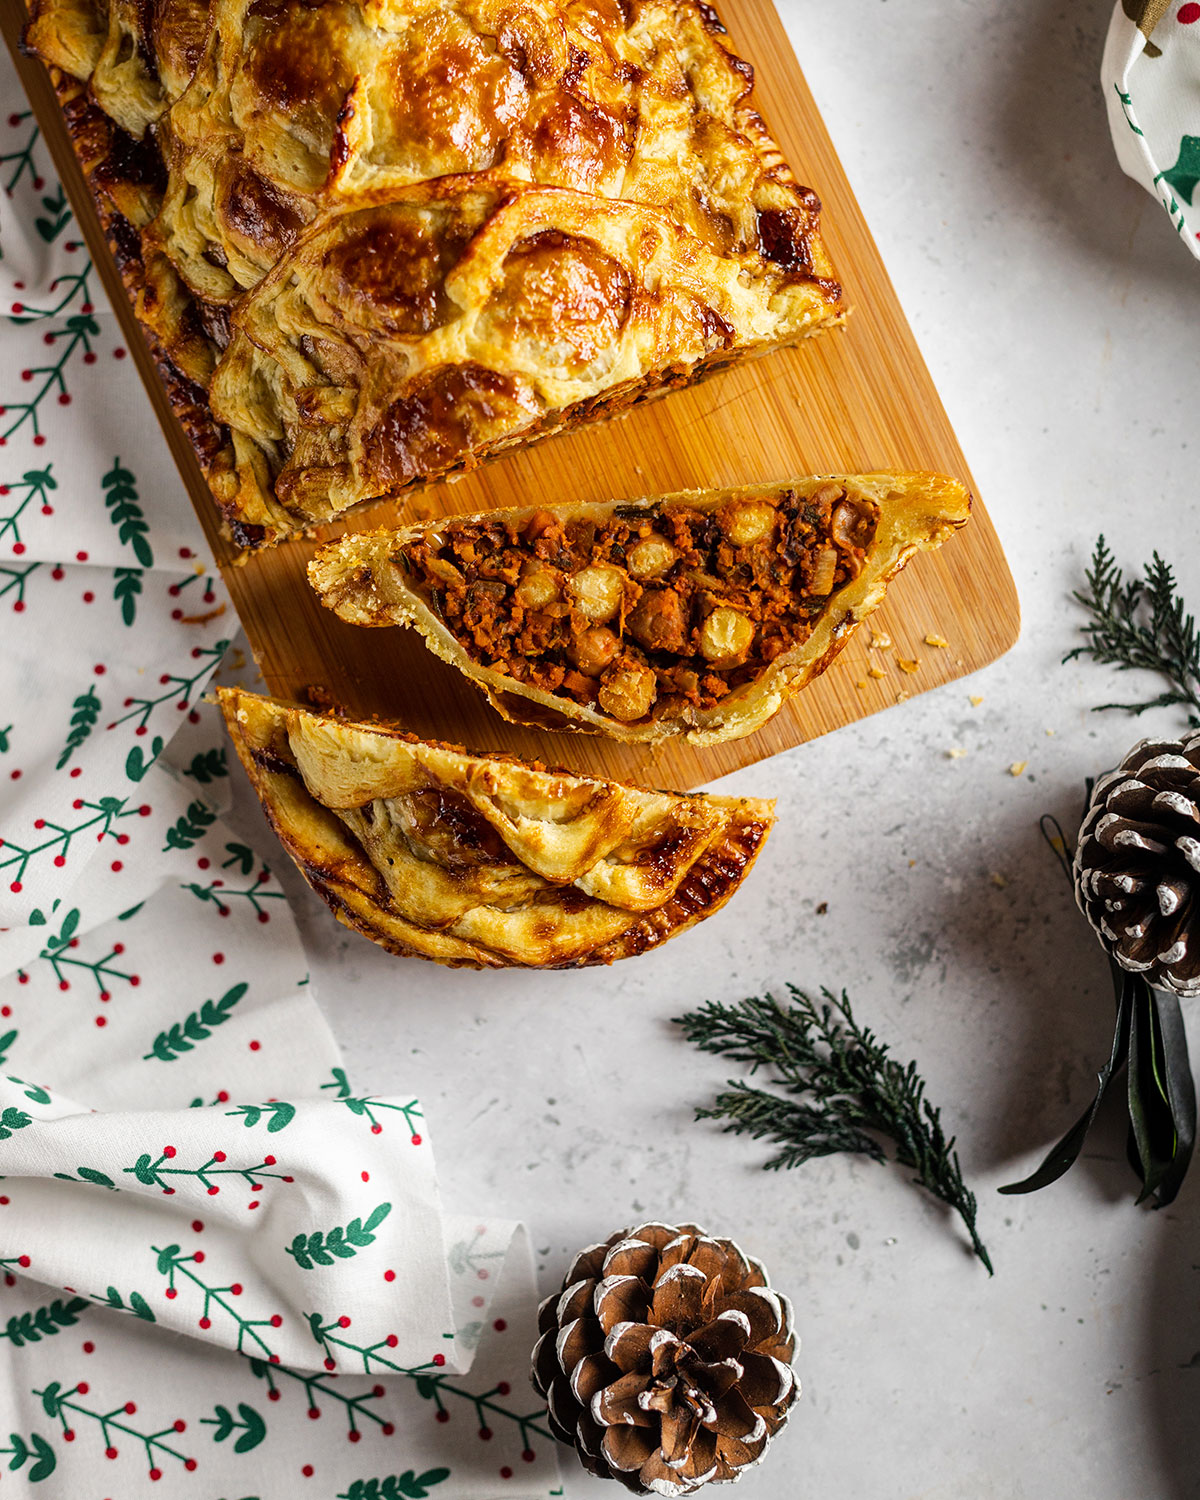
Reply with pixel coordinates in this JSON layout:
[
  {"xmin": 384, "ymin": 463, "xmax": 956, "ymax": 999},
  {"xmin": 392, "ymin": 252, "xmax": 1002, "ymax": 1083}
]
[{"xmin": 2, "ymin": 0, "xmax": 1020, "ymax": 791}]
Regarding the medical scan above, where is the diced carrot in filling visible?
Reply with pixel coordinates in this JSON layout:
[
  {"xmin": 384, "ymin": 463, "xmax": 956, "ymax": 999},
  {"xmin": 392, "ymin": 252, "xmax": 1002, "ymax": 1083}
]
[{"xmin": 399, "ymin": 485, "xmax": 877, "ymax": 722}]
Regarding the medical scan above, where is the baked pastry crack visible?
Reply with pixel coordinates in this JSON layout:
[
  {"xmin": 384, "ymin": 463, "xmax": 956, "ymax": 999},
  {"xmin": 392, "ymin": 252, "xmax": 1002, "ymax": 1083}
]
[
  {"xmin": 309, "ymin": 471, "xmax": 971, "ymax": 744},
  {"xmin": 26, "ymin": 0, "xmax": 845, "ymax": 548},
  {"xmin": 218, "ymin": 688, "xmax": 775, "ymax": 967}
]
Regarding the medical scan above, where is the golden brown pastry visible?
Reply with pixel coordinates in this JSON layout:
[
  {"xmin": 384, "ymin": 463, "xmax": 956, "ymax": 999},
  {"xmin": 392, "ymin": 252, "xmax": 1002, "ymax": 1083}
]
[
  {"xmin": 26, "ymin": 0, "xmax": 845, "ymax": 549},
  {"xmin": 218, "ymin": 688, "xmax": 774, "ymax": 969},
  {"xmin": 309, "ymin": 472, "xmax": 971, "ymax": 745}
]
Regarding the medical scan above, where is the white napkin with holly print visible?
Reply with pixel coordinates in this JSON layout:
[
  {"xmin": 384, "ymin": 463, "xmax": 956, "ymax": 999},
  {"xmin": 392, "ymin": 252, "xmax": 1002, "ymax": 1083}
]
[
  {"xmin": 1104, "ymin": 0, "xmax": 1200, "ymax": 257},
  {"xmin": 0, "ymin": 44, "xmax": 560, "ymax": 1500}
]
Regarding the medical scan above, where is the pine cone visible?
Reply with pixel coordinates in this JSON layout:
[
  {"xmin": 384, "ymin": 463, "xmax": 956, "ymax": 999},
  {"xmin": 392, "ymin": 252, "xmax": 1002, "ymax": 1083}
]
[
  {"xmin": 1074, "ymin": 732, "xmax": 1200, "ymax": 995},
  {"xmin": 530, "ymin": 1222, "xmax": 797, "ymax": 1496}
]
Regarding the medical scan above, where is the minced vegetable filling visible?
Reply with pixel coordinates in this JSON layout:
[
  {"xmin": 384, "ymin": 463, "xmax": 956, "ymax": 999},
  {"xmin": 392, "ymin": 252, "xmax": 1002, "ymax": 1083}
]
[{"xmin": 398, "ymin": 484, "xmax": 878, "ymax": 722}]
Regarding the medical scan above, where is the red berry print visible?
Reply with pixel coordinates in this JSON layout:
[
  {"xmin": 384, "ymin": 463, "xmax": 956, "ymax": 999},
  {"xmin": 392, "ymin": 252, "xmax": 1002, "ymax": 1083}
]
[{"xmin": 1179, "ymin": 2, "xmax": 1200, "ymax": 19}]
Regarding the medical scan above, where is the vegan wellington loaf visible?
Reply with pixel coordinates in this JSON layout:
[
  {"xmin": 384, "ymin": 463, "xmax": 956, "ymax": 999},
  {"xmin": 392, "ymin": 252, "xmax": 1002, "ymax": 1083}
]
[
  {"xmin": 218, "ymin": 689, "xmax": 774, "ymax": 970},
  {"xmin": 25, "ymin": 0, "xmax": 844, "ymax": 548},
  {"xmin": 310, "ymin": 472, "xmax": 971, "ymax": 745}
]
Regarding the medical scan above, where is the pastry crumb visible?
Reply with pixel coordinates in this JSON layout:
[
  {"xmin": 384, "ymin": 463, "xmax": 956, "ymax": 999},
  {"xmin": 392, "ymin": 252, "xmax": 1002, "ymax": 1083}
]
[
  {"xmin": 970, "ymin": 695, "xmax": 984, "ymax": 707},
  {"xmin": 896, "ymin": 657, "xmax": 921, "ymax": 675},
  {"xmin": 924, "ymin": 634, "xmax": 949, "ymax": 648},
  {"xmin": 855, "ymin": 679, "xmax": 867, "ymax": 690},
  {"xmin": 990, "ymin": 872, "xmax": 1009, "ymax": 889},
  {"xmin": 895, "ymin": 690, "xmax": 909, "ymax": 703},
  {"xmin": 947, "ymin": 747, "xmax": 968, "ymax": 760},
  {"xmin": 868, "ymin": 665, "xmax": 886, "ymax": 680},
  {"xmin": 1009, "ymin": 761, "xmax": 1027, "ymax": 777},
  {"xmin": 869, "ymin": 630, "xmax": 893, "ymax": 651},
  {"xmin": 1045, "ymin": 728, "xmax": 1056, "ymax": 737},
  {"xmin": 908, "ymin": 859, "xmax": 917, "ymax": 868},
  {"xmin": 815, "ymin": 902, "xmax": 828, "ymax": 916}
]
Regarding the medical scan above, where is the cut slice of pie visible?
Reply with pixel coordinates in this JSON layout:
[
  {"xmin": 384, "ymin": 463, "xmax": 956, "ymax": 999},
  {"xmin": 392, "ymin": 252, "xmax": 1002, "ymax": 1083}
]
[
  {"xmin": 309, "ymin": 471, "xmax": 970, "ymax": 745},
  {"xmin": 218, "ymin": 689, "xmax": 774, "ymax": 970}
]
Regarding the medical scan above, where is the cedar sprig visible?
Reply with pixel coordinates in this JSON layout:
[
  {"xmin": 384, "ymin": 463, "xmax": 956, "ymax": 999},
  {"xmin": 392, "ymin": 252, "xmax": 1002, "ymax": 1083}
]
[
  {"xmin": 674, "ymin": 986, "xmax": 992, "ymax": 1273},
  {"xmin": 1065, "ymin": 535, "xmax": 1200, "ymax": 723}
]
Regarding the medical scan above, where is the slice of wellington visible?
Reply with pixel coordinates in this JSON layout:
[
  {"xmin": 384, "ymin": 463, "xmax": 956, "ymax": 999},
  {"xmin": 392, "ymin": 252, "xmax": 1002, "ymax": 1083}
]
[{"xmin": 309, "ymin": 471, "xmax": 971, "ymax": 747}]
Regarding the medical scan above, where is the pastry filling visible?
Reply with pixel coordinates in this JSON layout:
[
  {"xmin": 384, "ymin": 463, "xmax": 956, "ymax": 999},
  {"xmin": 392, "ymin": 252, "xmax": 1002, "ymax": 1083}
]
[{"xmin": 396, "ymin": 484, "xmax": 878, "ymax": 722}]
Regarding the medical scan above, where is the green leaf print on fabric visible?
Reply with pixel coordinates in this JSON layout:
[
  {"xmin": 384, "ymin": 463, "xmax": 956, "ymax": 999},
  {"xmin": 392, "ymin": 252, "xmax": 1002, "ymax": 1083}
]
[
  {"xmin": 0, "ymin": 1430, "xmax": 57, "ymax": 1482},
  {"xmin": 1159, "ymin": 136, "xmax": 1200, "ymax": 206},
  {"xmin": 225, "ymin": 1101, "xmax": 295, "ymax": 1133},
  {"xmin": 338, "ymin": 1473, "xmax": 452, "ymax": 1500},
  {"xmin": 202, "ymin": 1402, "xmax": 267, "ymax": 1453},
  {"xmin": 286, "ymin": 1204, "xmax": 392, "ymax": 1270},
  {"xmin": 0, "ymin": 1298, "xmax": 89, "ymax": 1347},
  {"xmin": 163, "ymin": 799, "xmax": 217, "ymax": 853},
  {"xmin": 142, "ymin": 983, "xmax": 248, "ymax": 1061},
  {"xmin": 55, "ymin": 687, "xmax": 101, "ymax": 770},
  {"xmin": 101, "ymin": 460, "xmax": 154, "ymax": 568}
]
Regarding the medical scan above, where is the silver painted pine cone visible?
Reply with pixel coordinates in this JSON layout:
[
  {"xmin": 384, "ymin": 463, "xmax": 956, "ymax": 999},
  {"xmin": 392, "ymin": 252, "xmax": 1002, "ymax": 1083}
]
[
  {"xmin": 530, "ymin": 1221, "xmax": 797, "ymax": 1496},
  {"xmin": 1074, "ymin": 732, "xmax": 1200, "ymax": 995}
]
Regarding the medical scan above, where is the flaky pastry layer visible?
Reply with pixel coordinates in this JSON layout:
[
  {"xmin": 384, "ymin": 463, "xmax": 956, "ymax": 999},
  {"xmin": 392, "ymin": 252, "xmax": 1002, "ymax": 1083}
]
[
  {"xmin": 218, "ymin": 688, "xmax": 774, "ymax": 968},
  {"xmin": 26, "ymin": 0, "xmax": 844, "ymax": 548}
]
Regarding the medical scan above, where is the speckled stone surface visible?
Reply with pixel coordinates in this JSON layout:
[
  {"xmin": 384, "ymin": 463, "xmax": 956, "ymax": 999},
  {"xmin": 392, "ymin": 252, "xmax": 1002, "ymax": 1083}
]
[{"xmin": 224, "ymin": 3, "xmax": 1200, "ymax": 1496}]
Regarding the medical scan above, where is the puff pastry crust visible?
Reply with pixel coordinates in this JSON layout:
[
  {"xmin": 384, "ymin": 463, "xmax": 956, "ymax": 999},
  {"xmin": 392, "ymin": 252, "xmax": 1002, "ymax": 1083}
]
[
  {"xmin": 26, "ymin": 0, "xmax": 844, "ymax": 549},
  {"xmin": 309, "ymin": 472, "xmax": 971, "ymax": 745},
  {"xmin": 218, "ymin": 688, "xmax": 774, "ymax": 968}
]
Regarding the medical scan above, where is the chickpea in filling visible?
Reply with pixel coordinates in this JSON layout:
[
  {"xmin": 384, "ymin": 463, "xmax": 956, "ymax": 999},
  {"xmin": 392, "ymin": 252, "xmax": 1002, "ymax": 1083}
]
[{"xmin": 400, "ymin": 484, "xmax": 877, "ymax": 722}]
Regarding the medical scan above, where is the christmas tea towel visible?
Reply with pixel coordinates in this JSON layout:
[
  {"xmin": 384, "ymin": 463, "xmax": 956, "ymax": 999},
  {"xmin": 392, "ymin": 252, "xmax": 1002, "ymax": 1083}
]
[
  {"xmin": 0, "ymin": 49, "xmax": 560, "ymax": 1500},
  {"xmin": 1104, "ymin": 1, "xmax": 1200, "ymax": 256}
]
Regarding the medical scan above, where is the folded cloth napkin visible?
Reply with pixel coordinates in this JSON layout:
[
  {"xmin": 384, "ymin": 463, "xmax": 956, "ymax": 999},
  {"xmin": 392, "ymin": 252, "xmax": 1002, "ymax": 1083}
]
[
  {"xmin": 0, "ymin": 46, "xmax": 559, "ymax": 1500},
  {"xmin": 1104, "ymin": 1, "xmax": 1200, "ymax": 257}
]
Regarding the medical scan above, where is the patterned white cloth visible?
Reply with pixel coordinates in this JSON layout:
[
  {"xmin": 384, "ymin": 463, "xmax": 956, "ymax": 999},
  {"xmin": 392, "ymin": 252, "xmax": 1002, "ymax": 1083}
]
[
  {"xmin": 1104, "ymin": 0, "xmax": 1200, "ymax": 258},
  {"xmin": 0, "ymin": 49, "xmax": 559, "ymax": 1500}
]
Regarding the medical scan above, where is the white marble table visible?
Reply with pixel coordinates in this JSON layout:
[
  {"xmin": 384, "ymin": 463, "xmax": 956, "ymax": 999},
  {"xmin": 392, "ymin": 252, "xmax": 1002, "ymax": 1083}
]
[{"xmin": 233, "ymin": 3, "xmax": 1200, "ymax": 1495}]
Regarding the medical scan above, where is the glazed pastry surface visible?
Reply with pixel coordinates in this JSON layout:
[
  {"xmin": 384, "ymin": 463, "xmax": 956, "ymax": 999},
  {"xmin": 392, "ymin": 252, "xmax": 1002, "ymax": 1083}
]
[
  {"xmin": 218, "ymin": 688, "xmax": 775, "ymax": 968},
  {"xmin": 26, "ymin": 0, "xmax": 844, "ymax": 547}
]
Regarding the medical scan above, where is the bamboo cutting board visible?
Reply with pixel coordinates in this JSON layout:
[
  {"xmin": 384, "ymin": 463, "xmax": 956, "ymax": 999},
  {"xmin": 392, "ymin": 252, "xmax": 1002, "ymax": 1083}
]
[{"xmin": 2, "ymin": 0, "xmax": 1019, "ymax": 791}]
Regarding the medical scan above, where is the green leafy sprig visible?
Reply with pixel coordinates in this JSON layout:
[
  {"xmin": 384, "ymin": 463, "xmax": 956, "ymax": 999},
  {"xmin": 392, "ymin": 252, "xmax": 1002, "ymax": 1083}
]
[
  {"xmin": 675, "ymin": 986, "xmax": 992, "ymax": 1273},
  {"xmin": 1066, "ymin": 536, "xmax": 1200, "ymax": 723}
]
